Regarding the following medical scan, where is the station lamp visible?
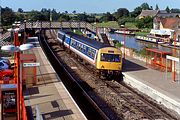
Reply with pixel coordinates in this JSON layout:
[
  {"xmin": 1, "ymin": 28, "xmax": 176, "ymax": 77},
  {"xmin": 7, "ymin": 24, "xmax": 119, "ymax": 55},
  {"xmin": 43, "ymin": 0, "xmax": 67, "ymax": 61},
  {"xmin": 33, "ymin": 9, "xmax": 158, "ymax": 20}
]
[{"xmin": 1, "ymin": 43, "xmax": 33, "ymax": 120}]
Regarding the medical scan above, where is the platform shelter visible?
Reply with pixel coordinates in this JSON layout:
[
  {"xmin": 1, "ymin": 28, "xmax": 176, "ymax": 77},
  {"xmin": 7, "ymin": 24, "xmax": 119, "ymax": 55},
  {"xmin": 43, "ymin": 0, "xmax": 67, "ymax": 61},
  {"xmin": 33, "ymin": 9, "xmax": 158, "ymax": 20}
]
[
  {"xmin": 146, "ymin": 48, "xmax": 172, "ymax": 71},
  {"xmin": 20, "ymin": 54, "xmax": 37, "ymax": 87}
]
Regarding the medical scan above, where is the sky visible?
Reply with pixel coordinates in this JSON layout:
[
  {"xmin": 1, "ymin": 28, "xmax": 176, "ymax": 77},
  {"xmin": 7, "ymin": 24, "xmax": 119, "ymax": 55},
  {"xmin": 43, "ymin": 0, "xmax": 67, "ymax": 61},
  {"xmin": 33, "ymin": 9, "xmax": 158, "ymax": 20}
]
[{"xmin": 1, "ymin": 0, "xmax": 180, "ymax": 13}]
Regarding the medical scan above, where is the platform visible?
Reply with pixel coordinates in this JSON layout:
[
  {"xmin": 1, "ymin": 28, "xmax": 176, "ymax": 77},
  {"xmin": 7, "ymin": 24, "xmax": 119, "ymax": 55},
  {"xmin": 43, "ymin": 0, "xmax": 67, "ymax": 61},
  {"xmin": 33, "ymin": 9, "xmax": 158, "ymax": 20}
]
[
  {"xmin": 23, "ymin": 42, "xmax": 86, "ymax": 119},
  {"xmin": 122, "ymin": 56, "xmax": 180, "ymax": 115}
]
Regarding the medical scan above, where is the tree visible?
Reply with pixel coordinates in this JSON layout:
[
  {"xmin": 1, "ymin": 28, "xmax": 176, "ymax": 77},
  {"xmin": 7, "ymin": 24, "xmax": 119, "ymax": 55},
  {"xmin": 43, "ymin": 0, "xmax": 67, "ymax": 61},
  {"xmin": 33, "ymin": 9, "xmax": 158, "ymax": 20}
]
[
  {"xmin": 99, "ymin": 12, "xmax": 115, "ymax": 22},
  {"xmin": 64, "ymin": 11, "xmax": 68, "ymax": 14},
  {"xmin": 72, "ymin": 10, "xmax": 76, "ymax": 14},
  {"xmin": 150, "ymin": 6, "xmax": 153, "ymax": 10},
  {"xmin": 136, "ymin": 16, "xmax": 153, "ymax": 29},
  {"xmin": 17, "ymin": 8, "xmax": 23, "ymax": 13},
  {"xmin": 51, "ymin": 9, "xmax": 60, "ymax": 21},
  {"xmin": 155, "ymin": 4, "xmax": 159, "ymax": 10},
  {"xmin": 58, "ymin": 14, "xmax": 70, "ymax": 22},
  {"xmin": 114, "ymin": 8, "xmax": 129, "ymax": 19},
  {"xmin": 171, "ymin": 8, "xmax": 180, "ymax": 13},
  {"xmin": 118, "ymin": 17, "xmax": 135, "ymax": 26},
  {"xmin": 166, "ymin": 6, "xmax": 170, "ymax": 13},
  {"xmin": 131, "ymin": 6, "xmax": 142, "ymax": 17},
  {"xmin": 141, "ymin": 3, "xmax": 150, "ymax": 10},
  {"xmin": 28, "ymin": 10, "xmax": 47, "ymax": 21},
  {"xmin": 1, "ymin": 7, "xmax": 16, "ymax": 26},
  {"xmin": 15, "ymin": 13, "xmax": 25, "ymax": 22}
]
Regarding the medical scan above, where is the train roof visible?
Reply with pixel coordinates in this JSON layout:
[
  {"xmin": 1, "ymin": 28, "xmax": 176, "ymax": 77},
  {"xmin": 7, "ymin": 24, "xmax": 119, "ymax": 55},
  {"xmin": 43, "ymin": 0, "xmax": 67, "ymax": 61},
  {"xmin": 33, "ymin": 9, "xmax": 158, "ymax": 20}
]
[{"xmin": 59, "ymin": 30, "xmax": 112, "ymax": 50}]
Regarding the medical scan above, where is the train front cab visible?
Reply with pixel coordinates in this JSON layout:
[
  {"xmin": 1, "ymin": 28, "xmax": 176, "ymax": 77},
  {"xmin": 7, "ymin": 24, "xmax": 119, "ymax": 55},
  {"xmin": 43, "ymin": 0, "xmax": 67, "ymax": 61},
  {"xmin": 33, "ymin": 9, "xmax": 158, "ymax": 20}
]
[{"xmin": 96, "ymin": 47, "xmax": 122, "ymax": 76}]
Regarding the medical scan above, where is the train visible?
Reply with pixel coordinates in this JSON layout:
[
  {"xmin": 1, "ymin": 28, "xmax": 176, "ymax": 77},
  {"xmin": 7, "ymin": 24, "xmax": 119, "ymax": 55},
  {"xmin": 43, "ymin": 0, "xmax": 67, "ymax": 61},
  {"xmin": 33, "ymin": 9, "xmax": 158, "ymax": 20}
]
[{"xmin": 57, "ymin": 30, "xmax": 122, "ymax": 77}]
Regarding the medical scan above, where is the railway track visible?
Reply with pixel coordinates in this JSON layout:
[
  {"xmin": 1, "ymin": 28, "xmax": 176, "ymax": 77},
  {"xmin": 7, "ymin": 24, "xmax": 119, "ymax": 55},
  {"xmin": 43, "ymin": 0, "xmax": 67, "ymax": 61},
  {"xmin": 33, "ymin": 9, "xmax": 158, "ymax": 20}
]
[
  {"xmin": 44, "ymin": 29, "xmax": 180, "ymax": 120},
  {"xmin": 39, "ymin": 30, "xmax": 110, "ymax": 120}
]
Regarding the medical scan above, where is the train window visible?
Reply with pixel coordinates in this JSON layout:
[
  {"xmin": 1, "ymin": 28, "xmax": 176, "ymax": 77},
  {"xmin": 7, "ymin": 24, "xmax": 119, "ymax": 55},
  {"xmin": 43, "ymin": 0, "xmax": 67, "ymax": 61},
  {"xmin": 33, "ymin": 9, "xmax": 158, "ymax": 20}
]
[
  {"xmin": 82, "ymin": 45, "xmax": 86, "ymax": 53},
  {"xmin": 78, "ymin": 44, "xmax": 81, "ymax": 50},
  {"xmin": 83, "ymin": 46, "xmax": 86, "ymax": 52},
  {"xmin": 101, "ymin": 54, "xmax": 120, "ymax": 62},
  {"xmin": 87, "ymin": 48, "xmax": 91, "ymax": 56}
]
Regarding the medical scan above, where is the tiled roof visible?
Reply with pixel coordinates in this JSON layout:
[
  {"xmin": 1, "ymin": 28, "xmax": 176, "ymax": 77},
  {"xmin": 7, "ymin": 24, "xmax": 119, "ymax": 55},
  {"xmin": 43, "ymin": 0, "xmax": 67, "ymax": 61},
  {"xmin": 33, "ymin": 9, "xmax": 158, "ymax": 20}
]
[
  {"xmin": 158, "ymin": 18, "xmax": 180, "ymax": 29},
  {"xmin": 157, "ymin": 13, "xmax": 180, "ymax": 18},
  {"xmin": 139, "ymin": 10, "xmax": 159, "ymax": 17}
]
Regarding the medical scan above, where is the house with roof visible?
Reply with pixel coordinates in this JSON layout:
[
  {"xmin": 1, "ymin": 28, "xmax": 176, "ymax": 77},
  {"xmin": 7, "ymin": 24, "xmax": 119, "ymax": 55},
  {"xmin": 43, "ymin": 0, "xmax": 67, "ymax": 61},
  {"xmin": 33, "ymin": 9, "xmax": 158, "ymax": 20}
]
[
  {"xmin": 138, "ymin": 10, "xmax": 180, "ymax": 19},
  {"xmin": 153, "ymin": 17, "xmax": 180, "ymax": 40},
  {"xmin": 138, "ymin": 10, "xmax": 159, "ymax": 19},
  {"xmin": 157, "ymin": 13, "xmax": 180, "ymax": 18}
]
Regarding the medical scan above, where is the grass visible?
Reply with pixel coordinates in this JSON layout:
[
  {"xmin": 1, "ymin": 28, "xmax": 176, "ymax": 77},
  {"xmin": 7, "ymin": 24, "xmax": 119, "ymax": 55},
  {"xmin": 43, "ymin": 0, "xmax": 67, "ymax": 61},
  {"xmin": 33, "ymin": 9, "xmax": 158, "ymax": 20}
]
[
  {"xmin": 125, "ymin": 22, "xmax": 137, "ymax": 29},
  {"xmin": 135, "ymin": 28, "xmax": 151, "ymax": 36},
  {"xmin": 135, "ymin": 31, "xmax": 149, "ymax": 36},
  {"xmin": 94, "ymin": 21, "xmax": 119, "ymax": 28}
]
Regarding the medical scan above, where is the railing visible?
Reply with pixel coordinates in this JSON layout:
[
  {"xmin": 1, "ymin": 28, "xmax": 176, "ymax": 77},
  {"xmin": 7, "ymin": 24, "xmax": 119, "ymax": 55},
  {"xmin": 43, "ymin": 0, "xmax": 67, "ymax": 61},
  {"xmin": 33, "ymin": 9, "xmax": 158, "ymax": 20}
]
[
  {"xmin": 1, "ymin": 21, "xmax": 97, "ymax": 41},
  {"xmin": 20, "ymin": 21, "xmax": 96, "ymax": 33}
]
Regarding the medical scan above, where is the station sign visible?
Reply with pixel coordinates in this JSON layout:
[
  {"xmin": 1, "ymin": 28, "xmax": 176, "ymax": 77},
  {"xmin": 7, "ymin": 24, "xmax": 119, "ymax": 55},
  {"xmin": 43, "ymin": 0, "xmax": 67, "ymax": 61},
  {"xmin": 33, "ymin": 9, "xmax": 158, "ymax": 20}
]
[
  {"xmin": 23, "ymin": 62, "xmax": 40, "ymax": 67},
  {"xmin": 166, "ymin": 55, "xmax": 179, "ymax": 62}
]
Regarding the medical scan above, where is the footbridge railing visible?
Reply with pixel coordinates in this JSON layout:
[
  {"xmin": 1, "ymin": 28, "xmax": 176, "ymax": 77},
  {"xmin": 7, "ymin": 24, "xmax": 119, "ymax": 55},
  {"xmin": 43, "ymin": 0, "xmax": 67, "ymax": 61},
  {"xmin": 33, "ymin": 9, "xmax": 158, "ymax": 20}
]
[
  {"xmin": 19, "ymin": 21, "xmax": 96, "ymax": 33},
  {"xmin": 0, "ymin": 21, "xmax": 97, "ymax": 42}
]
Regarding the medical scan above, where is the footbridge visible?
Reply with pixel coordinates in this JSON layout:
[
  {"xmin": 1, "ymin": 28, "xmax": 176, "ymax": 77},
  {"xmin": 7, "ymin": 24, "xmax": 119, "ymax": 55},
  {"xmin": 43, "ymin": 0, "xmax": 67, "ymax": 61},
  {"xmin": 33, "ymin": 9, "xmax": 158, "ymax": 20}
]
[{"xmin": 0, "ymin": 21, "xmax": 97, "ymax": 43}]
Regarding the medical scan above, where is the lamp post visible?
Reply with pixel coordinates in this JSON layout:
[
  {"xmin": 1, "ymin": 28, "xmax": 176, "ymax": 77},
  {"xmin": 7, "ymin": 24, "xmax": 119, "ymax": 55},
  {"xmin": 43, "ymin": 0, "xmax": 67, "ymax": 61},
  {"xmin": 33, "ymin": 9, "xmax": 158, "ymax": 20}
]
[{"xmin": 1, "ymin": 40, "xmax": 33, "ymax": 120}]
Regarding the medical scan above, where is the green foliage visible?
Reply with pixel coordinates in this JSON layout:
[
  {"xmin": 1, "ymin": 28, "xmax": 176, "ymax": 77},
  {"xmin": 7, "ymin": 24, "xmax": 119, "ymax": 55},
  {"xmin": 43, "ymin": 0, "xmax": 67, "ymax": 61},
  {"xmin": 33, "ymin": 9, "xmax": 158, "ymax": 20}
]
[
  {"xmin": 115, "ymin": 42, "xmax": 123, "ymax": 48},
  {"xmin": 131, "ymin": 3, "xmax": 151, "ymax": 17},
  {"xmin": 134, "ymin": 47, "xmax": 147, "ymax": 57},
  {"xmin": 131, "ymin": 7, "xmax": 142, "ymax": 17},
  {"xmin": 71, "ymin": 13, "xmax": 96, "ymax": 23},
  {"xmin": 114, "ymin": 8, "xmax": 129, "ymax": 19},
  {"xmin": 1, "ymin": 7, "xmax": 16, "ymax": 26},
  {"xmin": 51, "ymin": 9, "xmax": 60, "ymax": 21},
  {"xmin": 135, "ymin": 16, "xmax": 153, "ymax": 29},
  {"xmin": 171, "ymin": 8, "xmax": 180, "ymax": 13},
  {"xmin": 141, "ymin": 3, "xmax": 150, "ymax": 10},
  {"xmin": 135, "ymin": 31, "xmax": 149, "ymax": 36},
  {"xmin": 99, "ymin": 12, "xmax": 115, "ymax": 22},
  {"xmin": 166, "ymin": 6, "xmax": 170, "ymax": 13},
  {"xmin": 95, "ymin": 21, "xmax": 119, "ymax": 28},
  {"xmin": 28, "ymin": 10, "xmax": 47, "ymax": 21},
  {"xmin": 125, "ymin": 22, "xmax": 137, "ymax": 29},
  {"xmin": 17, "ymin": 8, "xmax": 23, "ymax": 13},
  {"xmin": 58, "ymin": 14, "xmax": 70, "ymax": 22},
  {"xmin": 15, "ymin": 13, "xmax": 25, "ymax": 22},
  {"xmin": 117, "ymin": 17, "xmax": 135, "ymax": 26},
  {"xmin": 155, "ymin": 4, "xmax": 159, "ymax": 10}
]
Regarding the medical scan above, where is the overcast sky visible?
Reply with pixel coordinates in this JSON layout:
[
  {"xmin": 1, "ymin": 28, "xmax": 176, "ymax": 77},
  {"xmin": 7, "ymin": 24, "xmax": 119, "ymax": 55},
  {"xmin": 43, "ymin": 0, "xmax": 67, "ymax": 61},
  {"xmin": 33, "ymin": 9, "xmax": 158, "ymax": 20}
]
[{"xmin": 1, "ymin": 0, "xmax": 180, "ymax": 13}]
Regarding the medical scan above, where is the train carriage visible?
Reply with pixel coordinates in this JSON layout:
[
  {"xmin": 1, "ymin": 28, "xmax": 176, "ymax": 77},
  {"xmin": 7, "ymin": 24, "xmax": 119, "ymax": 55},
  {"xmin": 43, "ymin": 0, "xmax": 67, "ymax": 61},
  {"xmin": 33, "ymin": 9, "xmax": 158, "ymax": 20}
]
[{"xmin": 57, "ymin": 30, "xmax": 122, "ymax": 76}]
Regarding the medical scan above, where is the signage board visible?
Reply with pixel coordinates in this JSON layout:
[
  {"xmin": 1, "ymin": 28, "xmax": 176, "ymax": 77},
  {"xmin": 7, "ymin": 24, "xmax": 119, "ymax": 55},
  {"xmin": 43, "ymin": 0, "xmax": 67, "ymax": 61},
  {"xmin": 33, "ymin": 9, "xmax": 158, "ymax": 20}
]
[
  {"xmin": 166, "ymin": 55, "xmax": 179, "ymax": 62},
  {"xmin": 23, "ymin": 63, "xmax": 40, "ymax": 67}
]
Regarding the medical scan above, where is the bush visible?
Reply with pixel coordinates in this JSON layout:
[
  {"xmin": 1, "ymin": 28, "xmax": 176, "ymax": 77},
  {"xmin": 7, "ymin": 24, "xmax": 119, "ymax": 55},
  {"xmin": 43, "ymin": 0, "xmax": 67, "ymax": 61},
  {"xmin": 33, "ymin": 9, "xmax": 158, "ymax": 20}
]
[
  {"xmin": 118, "ymin": 17, "xmax": 135, "ymax": 26},
  {"xmin": 135, "ymin": 16, "xmax": 153, "ymax": 29},
  {"xmin": 115, "ymin": 42, "xmax": 123, "ymax": 48}
]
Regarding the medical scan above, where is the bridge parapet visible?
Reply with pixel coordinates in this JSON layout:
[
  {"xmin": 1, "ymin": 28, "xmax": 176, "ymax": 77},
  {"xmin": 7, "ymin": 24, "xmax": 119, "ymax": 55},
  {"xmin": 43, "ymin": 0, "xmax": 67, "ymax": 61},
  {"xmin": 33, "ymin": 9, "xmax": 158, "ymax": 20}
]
[{"xmin": 1, "ymin": 21, "xmax": 97, "ymax": 41}]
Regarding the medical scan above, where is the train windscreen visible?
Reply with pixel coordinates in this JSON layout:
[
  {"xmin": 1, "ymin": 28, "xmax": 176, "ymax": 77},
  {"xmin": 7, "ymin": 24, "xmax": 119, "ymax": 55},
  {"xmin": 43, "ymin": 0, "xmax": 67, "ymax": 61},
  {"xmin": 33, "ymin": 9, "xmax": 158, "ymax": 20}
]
[{"xmin": 100, "ymin": 53, "xmax": 121, "ymax": 62}]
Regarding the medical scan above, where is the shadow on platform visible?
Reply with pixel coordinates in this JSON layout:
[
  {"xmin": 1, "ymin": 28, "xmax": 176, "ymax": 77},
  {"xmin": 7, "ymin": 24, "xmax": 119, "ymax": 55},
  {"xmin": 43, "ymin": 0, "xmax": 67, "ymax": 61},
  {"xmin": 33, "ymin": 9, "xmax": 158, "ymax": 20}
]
[
  {"xmin": 30, "ymin": 94, "xmax": 53, "ymax": 99},
  {"xmin": 42, "ymin": 109, "xmax": 73, "ymax": 120},
  {"xmin": 28, "ymin": 87, "xmax": 40, "ymax": 95},
  {"xmin": 122, "ymin": 59, "xmax": 147, "ymax": 72}
]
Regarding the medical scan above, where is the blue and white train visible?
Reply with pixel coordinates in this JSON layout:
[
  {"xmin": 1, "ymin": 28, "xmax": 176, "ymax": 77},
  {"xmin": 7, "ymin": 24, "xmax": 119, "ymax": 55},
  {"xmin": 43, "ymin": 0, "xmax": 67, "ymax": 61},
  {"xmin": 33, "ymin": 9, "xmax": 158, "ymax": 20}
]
[{"xmin": 57, "ymin": 30, "xmax": 123, "ymax": 76}]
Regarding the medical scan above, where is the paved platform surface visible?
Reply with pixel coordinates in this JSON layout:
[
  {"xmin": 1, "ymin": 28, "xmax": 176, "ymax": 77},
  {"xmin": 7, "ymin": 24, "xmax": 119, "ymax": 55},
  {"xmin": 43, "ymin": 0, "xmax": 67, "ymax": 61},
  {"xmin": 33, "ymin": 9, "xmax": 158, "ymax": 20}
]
[
  {"xmin": 24, "ymin": 45, "xmax": 86, "ymax": 120},
  {"xmin": 122, "ymin": 56, "xmax": 180, "ymax": 114}
]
